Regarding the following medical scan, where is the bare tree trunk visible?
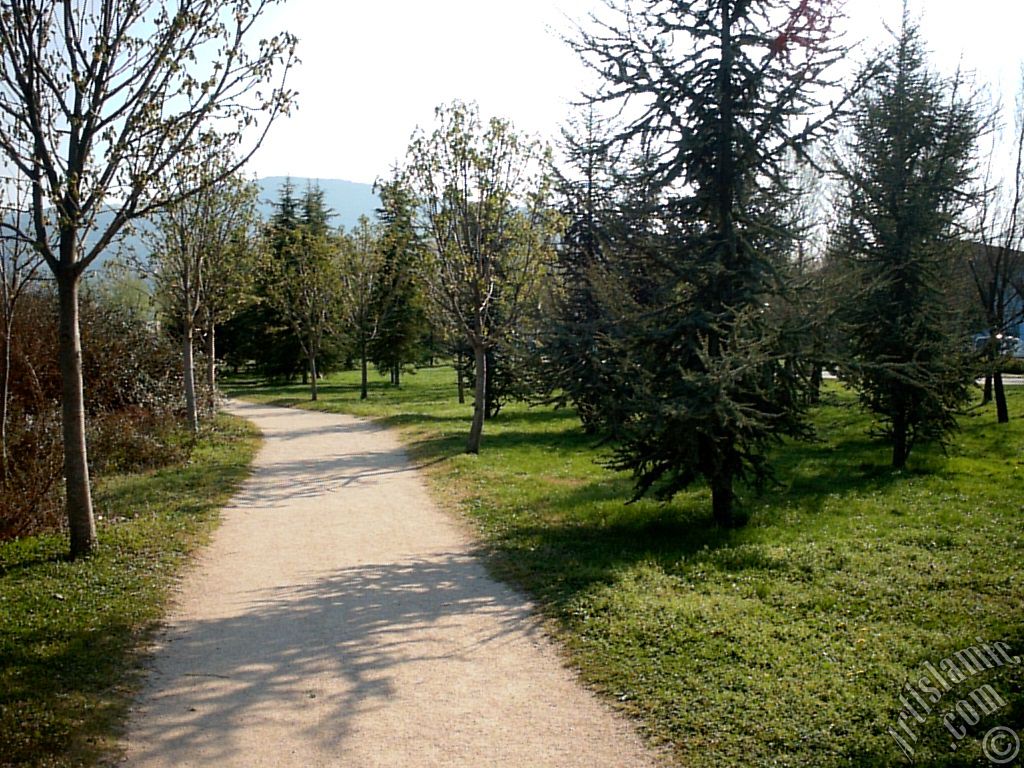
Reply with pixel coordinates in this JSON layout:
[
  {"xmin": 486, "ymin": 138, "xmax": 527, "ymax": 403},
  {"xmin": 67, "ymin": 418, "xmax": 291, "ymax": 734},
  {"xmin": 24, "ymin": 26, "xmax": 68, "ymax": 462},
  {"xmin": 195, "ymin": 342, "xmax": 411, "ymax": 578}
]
[
  {"xmin": 57, "ymin": 269, "xmax": 96, "ymax": 558},
  {"xmin": 205, "ymin": 321, "xmax": 217, "ymax": 412},
  {"xmin": 0, "ymin": 317, "xmax": 11, "ymax": 481},
  {"xmin": 182, "ymin": 324, "xmax": 199, "ymax": 435},
  {"xmin": 994, "ymin": 370, "xmax": 1009, "ymax": 424},
  {"xmin": 393, "ymin": 363, "xmax": 401, "ymax": 388},
  {"xmin": 892, "ymin": 412, "xmax": 909, "ymax": 470},
  {"xmin": 982, "ymin": 370, "xmax": 992, "ymax": 405},
  {"xmin": 809, "ymin": 363, "xmax": 822, "ymax": 405},
  {"xmin": 710, "ymin": 467, "xmax": 735, "ymax": 528},
  {"xmin": 467, "ymin": 341, "xmax": 486, "ymax": 454},
  {"xmin": 360, "ymin": 341, "xmax": 368, "ymax": 400},
  {"xmin": 309, "ymin": 352, "xmax": 318, "ymax": 401},
  {"xmin": 456, "ymin": 349, "xmax": 466, "ymax": 404}
]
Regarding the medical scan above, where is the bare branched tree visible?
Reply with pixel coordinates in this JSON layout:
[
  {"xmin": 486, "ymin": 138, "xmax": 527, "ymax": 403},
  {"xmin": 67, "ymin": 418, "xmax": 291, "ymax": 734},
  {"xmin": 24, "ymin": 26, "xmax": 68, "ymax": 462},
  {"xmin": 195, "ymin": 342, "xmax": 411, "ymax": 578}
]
[
  {"xmin": 969, "ymin": 85, "xmax": 1024, "ymax": 423},
  {"xmin": 150, "ymin": 156, "xmax": 260, "ymax": 433},
  {"xmin": 0, "ymin": 178, "xmax": 43, "ymax": 478}
]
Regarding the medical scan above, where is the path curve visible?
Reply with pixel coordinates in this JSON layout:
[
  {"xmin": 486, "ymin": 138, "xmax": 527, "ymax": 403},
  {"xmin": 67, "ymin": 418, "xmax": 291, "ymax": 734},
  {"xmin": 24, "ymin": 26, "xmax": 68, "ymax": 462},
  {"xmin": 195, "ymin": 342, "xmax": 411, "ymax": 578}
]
[{"xmin": 121, "ymin": 400, "xmax": 659, "ymax": 767}]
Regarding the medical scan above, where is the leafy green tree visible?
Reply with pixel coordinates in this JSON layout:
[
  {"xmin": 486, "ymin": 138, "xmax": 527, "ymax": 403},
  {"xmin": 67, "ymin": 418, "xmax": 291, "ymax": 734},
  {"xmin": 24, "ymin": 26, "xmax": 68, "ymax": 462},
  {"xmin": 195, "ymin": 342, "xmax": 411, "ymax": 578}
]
[
  {"xmin": 0, "ymin": 0, "xmax": 296, "ymax": 557},
  {"xmin": 404, "ymin": 101, "xmax": 558, "ymax": 453},
  {"xmin": 569, "ymin": 0, "xmax": 847, "ymax": 525},
  {"xmin": 542, "ymin": 107, "xmax": 634, "ymax": 432},
  {"xmin": 830, "ymin": 12, "xmax": 983, "ymax": 468}
]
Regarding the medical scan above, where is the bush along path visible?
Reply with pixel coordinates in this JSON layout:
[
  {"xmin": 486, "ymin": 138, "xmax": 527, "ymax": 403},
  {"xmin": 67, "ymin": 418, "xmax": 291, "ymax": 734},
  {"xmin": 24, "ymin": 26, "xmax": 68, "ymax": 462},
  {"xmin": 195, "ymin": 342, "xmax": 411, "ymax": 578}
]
[{"xmin": 121, "ymin": 400, "xmax": 659, "ymax": 768}]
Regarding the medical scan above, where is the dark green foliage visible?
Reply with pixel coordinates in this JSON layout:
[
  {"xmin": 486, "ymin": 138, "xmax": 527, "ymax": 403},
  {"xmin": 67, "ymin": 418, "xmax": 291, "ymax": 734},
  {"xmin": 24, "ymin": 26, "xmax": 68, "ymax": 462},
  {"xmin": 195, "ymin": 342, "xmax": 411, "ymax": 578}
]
[
  {"xmin": 830, "ymin": 14, "xmax": 982, "ymax": 468},
  {"xmin": 368, "ymin": 179, "xmax": 430, "ymax": 386},
  {"xmin": 229, "ymin": 181, "xmax": 345, "ymax": 382},
  {"xmin": 540, "ymin": 109, "xmax": 626, "ymax": 432},
  {"xmin": 569, "ymin": 0, "xmax": 845, "ymax": 524}
]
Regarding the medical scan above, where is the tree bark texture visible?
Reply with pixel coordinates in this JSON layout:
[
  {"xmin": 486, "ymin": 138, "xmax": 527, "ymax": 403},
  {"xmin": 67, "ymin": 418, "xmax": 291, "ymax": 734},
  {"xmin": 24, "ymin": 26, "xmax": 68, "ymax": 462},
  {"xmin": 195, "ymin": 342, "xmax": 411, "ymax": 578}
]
[
  {"xmin": 994, "ymin": 370, "xmax": 1009, "ymax": 424},
  {"xmin": 182, "ymin": 325, "xmax": 199, "ymax": 435},
  {"xmin": 206, "ymin": 323, "xmax": 217, "ymax": 412},
  {"xmin": 360, "ymin": 343, "xmax": 368, "ymax": 400},
  {"xmin": 57, "ymin": 270, "xmax": 97, "ymax": 558},
  {"xmin": 467, "ymin": 342, "xmax": 486, "ymax": 454},
  {"xmin": 309, "ymin": 353, "xmax": 318, "ymax": 401}
]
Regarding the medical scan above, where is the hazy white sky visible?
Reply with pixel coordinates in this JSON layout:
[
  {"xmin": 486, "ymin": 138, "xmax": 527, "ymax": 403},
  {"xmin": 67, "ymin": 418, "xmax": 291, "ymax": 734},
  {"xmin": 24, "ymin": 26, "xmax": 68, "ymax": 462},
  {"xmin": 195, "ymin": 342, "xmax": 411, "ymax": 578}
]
[{"xmin": 249, "ymin": 0, "xmax": 1024, "ymax": 184}]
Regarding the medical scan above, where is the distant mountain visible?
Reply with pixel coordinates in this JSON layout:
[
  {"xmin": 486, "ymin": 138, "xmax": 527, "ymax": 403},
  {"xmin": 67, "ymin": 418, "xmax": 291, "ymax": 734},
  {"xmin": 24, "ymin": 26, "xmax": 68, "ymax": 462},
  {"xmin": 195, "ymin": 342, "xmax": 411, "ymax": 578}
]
[
  {"xmin": 257, "ymin": 177, "xmax": 380, "ymax": 231},
  {"xmin": 84, "ymin": 177, "xmax": 380, "ymax": 276}
]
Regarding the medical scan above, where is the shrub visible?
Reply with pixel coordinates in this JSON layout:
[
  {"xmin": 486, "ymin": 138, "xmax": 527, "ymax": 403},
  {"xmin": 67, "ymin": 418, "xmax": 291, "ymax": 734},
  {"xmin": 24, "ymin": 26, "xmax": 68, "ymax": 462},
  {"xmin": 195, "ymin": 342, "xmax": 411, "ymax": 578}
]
[{"xmin": 0, "ymin": 285, "xmax": 191, "ymax": 541}]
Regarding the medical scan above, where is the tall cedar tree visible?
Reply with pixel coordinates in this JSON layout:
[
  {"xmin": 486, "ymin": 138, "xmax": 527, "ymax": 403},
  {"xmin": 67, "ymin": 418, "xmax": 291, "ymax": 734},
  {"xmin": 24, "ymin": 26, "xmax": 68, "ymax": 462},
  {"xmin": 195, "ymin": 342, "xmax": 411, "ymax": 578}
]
[
  {"xmin": 831, "ymin": 14, "xmax": 982, "ymax": 468},
  {"xmin": 227, "ymin": 180, "xmax": 306, "ymax": 380},
  {"xmin": 543, "ymin": 108, "xmax": 622, "ymax": 432},
  {"xmin": 570, "ymin": 0, "xmax": 846, "ymax": 525}
]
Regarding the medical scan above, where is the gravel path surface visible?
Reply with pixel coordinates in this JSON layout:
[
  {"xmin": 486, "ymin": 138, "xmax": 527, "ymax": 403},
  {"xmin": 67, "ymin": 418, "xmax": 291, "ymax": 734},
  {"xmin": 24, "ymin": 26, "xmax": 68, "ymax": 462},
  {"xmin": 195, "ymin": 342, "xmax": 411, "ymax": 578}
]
[{"xmin": 121, "ymin": 400, "xmax": 659, "ymax": 767}]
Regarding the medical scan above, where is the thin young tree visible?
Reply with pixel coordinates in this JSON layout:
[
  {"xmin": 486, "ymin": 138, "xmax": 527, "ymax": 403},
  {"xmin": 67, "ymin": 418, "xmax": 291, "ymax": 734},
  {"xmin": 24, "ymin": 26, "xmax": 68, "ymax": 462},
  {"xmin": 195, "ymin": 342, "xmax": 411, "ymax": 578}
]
[
  {"xmin": 339, "ymin": 216, "xmax": 384, "ymax": 400},
  {"xmin": 0, "ymin": 181, "xmax": 43, "ymax": 478},
  {"xmin": 404, "ymin": 101, "xmax": 558, "ymax": 453},
  {"xmin": 831, "ymin": 11, "xmax": 983, "ymax": 468},
  {"xmin": 569, "ymin": 0, "xmax": 848, "ymax": 525},
  {"xmin": 150, "ymin": 159, "xmax": 260, "ymax": 433},
  {"xmin": 967, "ymin": 85, "xmax": 1024, "ymax": 424},
  {"xmin": 0, "ymin": 0, "xmax": 296, "ymax": 557}
]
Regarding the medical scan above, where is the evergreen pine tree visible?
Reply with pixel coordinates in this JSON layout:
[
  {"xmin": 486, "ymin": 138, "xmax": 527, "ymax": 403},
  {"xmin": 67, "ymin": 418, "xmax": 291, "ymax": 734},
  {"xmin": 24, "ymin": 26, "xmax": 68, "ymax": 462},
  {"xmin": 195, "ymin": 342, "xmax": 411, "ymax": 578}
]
[
  {"xmin": 831, "ymin": 11, "xmax": 982, "ymax": 468},
  {"xmin": 369, "ymin": 178, "xmax": 429, "ymax": 387},
  {"xmin": 570, "ymin": 0, "xmax": 846, "ymax": 525}
]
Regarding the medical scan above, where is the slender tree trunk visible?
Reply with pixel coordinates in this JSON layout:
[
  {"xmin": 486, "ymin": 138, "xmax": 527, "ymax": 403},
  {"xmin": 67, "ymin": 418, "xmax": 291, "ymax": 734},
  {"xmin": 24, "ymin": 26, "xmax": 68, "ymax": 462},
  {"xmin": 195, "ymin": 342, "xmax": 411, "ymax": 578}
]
[
  {"xmin": 56, "ymin": 269, "xmax": 96, "ymax": 558},
  {"xmin": 710, "ymin": 467, "xmax": 735, "ymax": 528},
  {"xmin": 456, "ymin": 350, "xmax": 466, "ymax": 404},
  {"xmin": 392, "ymin": 363, "xmax": 401, "ymax": 388},
  {"xmin": 0, "ymin": 318, "xmax": 12, "ymax": 481},
  {"xmin": 309, "ymin": 352, "xmax": 318, "ymax": 401},
  {"xmin": 809, "ymin": 363, "xmax": 822, "ymax": 405},
  {"xmin": 205, "ymin": 322, "xmax": 217, "ymax": 412},
  {"xmin": 982, "ymin": 371, "xmax": 992, "ymax": 404},
  {"xmin": 360, "ymin": 341, "xmax": 368, "ymax": 400},
  {"xmin": 467, "ymin": 341, "xmax": 487, "ymax": 454},
  {"xmin": 994, "ymin": 370, "xmax": 1009, "ymax": 424},
  {"xmin": 892, "ymin": 413, "xmax": 909, "ymax": 470},
  {"xmin": 182, "ymin": 323, "xmax": 199, "ymax": 435}
]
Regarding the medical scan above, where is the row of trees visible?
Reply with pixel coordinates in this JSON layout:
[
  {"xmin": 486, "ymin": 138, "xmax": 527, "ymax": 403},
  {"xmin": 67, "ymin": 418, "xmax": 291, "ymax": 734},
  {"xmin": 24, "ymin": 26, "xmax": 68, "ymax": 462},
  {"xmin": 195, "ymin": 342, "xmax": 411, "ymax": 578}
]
[
  {"xmin": 217, "ymin": 2, "xmax": 1020, "ymax": 528},
  {"xmin": 0, "ymin": 0, "xmax": 296, "ymax": 557},
  {"xmin": 535, "ymin": 0, "xmax": 1019, "ymax": 525},
  {"xmin": 4, "ymin": 0, "xmax": 1023, "ymax": 555}
]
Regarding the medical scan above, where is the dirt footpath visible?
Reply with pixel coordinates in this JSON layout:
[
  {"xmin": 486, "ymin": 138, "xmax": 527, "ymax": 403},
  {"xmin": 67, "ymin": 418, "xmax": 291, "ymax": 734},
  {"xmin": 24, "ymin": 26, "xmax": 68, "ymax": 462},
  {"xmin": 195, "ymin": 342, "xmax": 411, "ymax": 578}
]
[{"xmin": 121, "ymin": 400, "xmax": 659, "ymax": 767}]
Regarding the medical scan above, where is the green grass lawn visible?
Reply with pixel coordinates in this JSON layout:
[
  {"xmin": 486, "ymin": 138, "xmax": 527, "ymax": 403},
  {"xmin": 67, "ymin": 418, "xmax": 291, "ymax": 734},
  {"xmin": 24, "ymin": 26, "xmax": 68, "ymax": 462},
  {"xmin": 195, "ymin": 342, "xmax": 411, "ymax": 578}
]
[
  {"xmin": 226, "ymin": 368, "xmax": 1023, "ymax": 767},
  {"xmin": 0, "ymin": 415, "xmax": 260, "ymax": 767}
]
